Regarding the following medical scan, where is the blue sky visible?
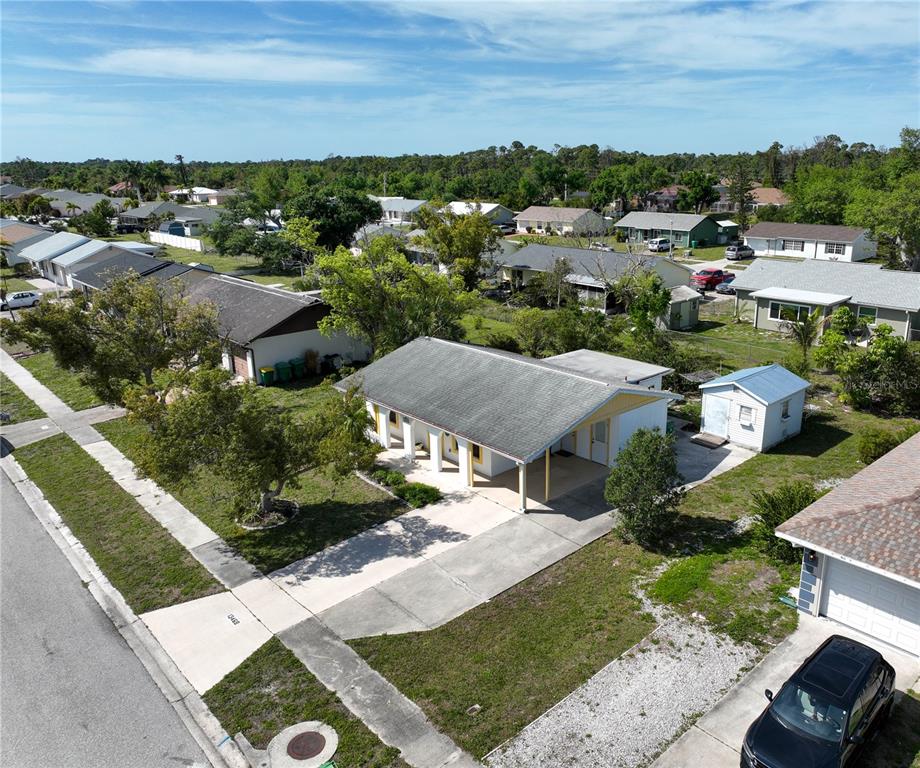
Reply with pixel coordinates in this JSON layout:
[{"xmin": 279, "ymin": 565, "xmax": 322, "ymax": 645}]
[{"xmin": 2, "ymin": 0, "xmax": 918, "ymax": 162}]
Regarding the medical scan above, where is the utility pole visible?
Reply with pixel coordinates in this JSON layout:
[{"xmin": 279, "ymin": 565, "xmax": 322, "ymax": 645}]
[{"xmin": 383, "ymin": 172, "xmax": 387, "ymax": 196}]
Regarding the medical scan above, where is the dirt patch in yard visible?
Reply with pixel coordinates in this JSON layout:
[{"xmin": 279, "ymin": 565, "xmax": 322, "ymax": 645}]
[{"xmin": 712, "ymin": 560, "xmax": 779, "ymax": 593}]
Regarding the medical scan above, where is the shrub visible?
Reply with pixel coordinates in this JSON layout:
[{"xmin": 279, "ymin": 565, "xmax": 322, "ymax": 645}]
[
  {"xmin": 394, "ymin": 482, "xmax": 442, "ymax": 507},
  {"xmin": 857, "ymin": 425, "xmax": 920, "ymax": 465},
  {"xmin": 483, "ymin": 332, "xmax": 521, "ymax": 353},
  {"xmin": 371, "ymin": 468, "xmax": 406, "ymax": 488},
  {"xmin": 813, "ymin": 329, "xmax": 848, "ymax": 372},
  {"xmin": 749, "ymin": 481, "xmax": 819, "ymax": 563}
]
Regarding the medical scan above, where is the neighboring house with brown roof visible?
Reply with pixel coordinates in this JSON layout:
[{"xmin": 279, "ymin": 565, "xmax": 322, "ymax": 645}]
[
  {"xmin": 514, "ymin": 206, "xmax": 608, "ymax": 235},
  {"xmin": 776, "ymin": 432, "xmax": 920, "ymax": 655},
  {"xmin": 0, "ymin": 218, "xmax": 53, "ymax": 265},
  {"xmin": 743, "ymin": 221, "xmax": 876, "ymax": 262},
  {"xmin": 711, "ymin": 183, "xmax": 789, "ymax": 213}
]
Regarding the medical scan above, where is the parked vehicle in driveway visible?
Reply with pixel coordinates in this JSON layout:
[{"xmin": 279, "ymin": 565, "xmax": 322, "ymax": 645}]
[
  {"xmin": 741, "ymin": 635, "xmax": 895, "ymax": 768},
  {"xmin": 1, "ymin": 290, "xmax": 41, "ymax": 311},
  {"xmin": 715, "ymin": 278, "xmax": 737, "ymax": 295},
  {"xmin": 726, "ymin": 244, "xmax": 755, "ymax": 260},
  {"xmin": 691, "ymin": 268, "xmax": 728, "ymax": 291},
  {"xmin": 647, "ymin": 237, "xmax": 672, "ymax": 252}
]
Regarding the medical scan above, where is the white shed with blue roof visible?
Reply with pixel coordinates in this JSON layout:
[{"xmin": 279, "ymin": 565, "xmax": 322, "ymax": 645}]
[{"xmin": 698, "ymin": 364, "xmax": 809, "ymax": 451}]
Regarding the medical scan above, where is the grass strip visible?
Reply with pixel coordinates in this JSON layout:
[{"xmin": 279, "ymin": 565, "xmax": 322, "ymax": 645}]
[
  {"xmin": 204, "ymin": 638, "xmax": 406, "ymax": 768},
  {"xmin": 0, "ymin": 371, "xmax": 45, "ymax": 423},
  {"xmin": 17, "ymin": 351, "xmax": 102, "ymax": 411},
  {"xmin": 15, "ymin": 433, "xmax": 222, "ymax": 613}
]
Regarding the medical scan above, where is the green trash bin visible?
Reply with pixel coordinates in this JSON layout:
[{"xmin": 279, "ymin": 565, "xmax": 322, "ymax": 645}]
[
  {"xmin": 275, "ymin": 360, "xmax": 293, "ymax": 383},
  {"xmin": 290, "ymin": 358, "xmax": 306, "ymax": 379},
  {"xmin": 258, "ymin": 366, "xmax": 275, "ymax": 386},
  {"xmin": 690, "ymin": 240, "xmax": 698, "ymax": 248}
]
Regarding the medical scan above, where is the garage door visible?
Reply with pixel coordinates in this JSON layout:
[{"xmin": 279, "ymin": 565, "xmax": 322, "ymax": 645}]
[{"xmin": 821, "ymin": 559, "xmax": 920, "ymax": 655}]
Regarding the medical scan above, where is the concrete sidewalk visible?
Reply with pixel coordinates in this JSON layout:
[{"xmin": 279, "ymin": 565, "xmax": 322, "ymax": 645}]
[{"xmin": 651, "ymin": 615, "xmax": 920, "ymax": 768}]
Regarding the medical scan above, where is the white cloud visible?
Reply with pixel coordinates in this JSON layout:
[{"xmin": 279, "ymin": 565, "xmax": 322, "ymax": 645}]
[{"xmin": 21, "ymin": 43, "xmax": 376, "ymax": 84}]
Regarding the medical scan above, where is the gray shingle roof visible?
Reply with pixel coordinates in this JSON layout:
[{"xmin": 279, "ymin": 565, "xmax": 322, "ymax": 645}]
[
  {"xmin": 71, "ymin": 252, "xmax": 169, "ymax": 288},
  {"xmin": 777, "ymin": 432, "xmax": 920, "ymax": 586},
  {"xmin": 614, "ymin": 211, "xmax": 710, "ymax": 231},
  {"xmin": 745, "ymin": 221, "xmax": 866, "ymax": 243},
  {"xmin": 119, "ymin": 201, "xmax": 222, "ymax": 224},
  {"xmin": 732, "ymin": 259, "xmax": 920, "ymax": 311},
  {"xmin": 699, "ymin": 364, "xmax": 809, "ymax": 404},
  {"xmin": 503, "ymin": 243, "xmax": 688, "ymax": 288},
  {"xmin": 336, "ymin": 337, "xmax": 676, "ymax": 462},
  {"xmin": 514, "ymin": 206, "xmax": 594, "ymax": 223},
  {"xmin": 185, "ymin": 274, "xmax": 322, "ymax": 344}
]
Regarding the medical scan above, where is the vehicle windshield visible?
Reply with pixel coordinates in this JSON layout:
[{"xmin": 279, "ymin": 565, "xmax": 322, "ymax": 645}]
[{"xmin": 771, "ymin": 684, "xmax": 846, "ymax": 742}]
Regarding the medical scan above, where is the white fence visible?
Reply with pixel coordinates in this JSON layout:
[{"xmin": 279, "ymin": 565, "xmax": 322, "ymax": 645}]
[{"xmin": 149, "ymin": 231, "xmax": 204, "ymax": 252}]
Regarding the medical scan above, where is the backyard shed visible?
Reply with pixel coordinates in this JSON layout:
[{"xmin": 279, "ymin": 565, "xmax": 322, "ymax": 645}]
[{"xmin": 698, "ymin": 364, "xmax": 808, "ymax": 451}]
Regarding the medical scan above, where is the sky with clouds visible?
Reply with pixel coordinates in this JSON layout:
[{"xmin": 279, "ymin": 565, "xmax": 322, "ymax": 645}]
[{"xmin": 2, "ymin": 0, "xmax": 918, "ymax": 162}]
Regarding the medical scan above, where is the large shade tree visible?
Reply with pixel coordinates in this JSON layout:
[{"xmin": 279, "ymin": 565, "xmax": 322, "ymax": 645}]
[
  {"xmin": 284, "ymin": 186, "xmax": 382, "ymax": 249},
  {"xmin": 412, "ymin": 204, "xmax": 500, "ymax": 291}
]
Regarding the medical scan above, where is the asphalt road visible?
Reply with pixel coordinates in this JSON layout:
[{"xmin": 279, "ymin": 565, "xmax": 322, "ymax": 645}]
[{"xmin": 0, "ymin": 472, "xmax": 210, "ymax": 768}]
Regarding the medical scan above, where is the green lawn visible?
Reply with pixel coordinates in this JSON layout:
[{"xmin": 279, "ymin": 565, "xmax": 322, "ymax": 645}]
[
  {"xmin": 97, "ymin": 379, "xmax": 404, "ymax": 574},
  {"xmin": 350, "ymin": 536, "xmax": 662, "ymax": 758},
  {"xmin": 1, "ymin": 267, "xmax": 36, "ymax": 292},
  {"xmin": 204, "ymin": 638, "xmax": 406, "ymax": 768},
  {"xmin": 15, "ymin": 351, "xmax": 102, "ymax": 410},
  {"xmin": 15, "ymin": 434, "xmax": 222, "ymax": 613},
  {"xmin": 860, "ymin": 689, "xmax": 920, "ymax": 768},
  {"xmin": 669, "ymin": 310, "xmax": 797, "ymax": 370},
  {"xmin": 0, "ymin": 371, "xmax": 45, "ymax": 423}
]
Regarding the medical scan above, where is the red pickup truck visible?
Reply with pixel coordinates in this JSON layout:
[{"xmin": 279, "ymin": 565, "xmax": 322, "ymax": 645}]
[{"xmin": 691, "ymin": 268, "xmax": 731, "ymax": 291}]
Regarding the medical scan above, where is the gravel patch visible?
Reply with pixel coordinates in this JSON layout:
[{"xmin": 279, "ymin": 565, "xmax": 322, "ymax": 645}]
[{"xmin": 484, "ymin": 584, "xmax": 759, "ymax": 768}]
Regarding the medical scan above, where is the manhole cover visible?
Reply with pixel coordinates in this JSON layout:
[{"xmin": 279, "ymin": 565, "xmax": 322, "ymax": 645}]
[{"xmin": 287, "ymin": 731, "xmax": 326, "ymax": 760}]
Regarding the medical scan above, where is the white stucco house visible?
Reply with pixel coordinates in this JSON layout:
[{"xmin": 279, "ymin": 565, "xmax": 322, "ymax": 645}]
[
  {"xmin": 336, "ymin": 338, "xmax": 679, "ymax": 511},
  {"xmin": 699, "ymin": 364, "xmax": 808, "ymax": 452},
  {"xmin": 369, "ymin": 196, "xmax": 427, "ymax": 225},
  {"xmin": 743, "ymin": 222, "xmax": 876, "ymax": 262},
  {"xmin": 442, "ymin": 201, "xmax": 515, "ymax": 225},
  {"xmin": 514, "ymin": 206, "xmax": 608, "ymax": 235},
  {"xmin": 777, "ymin": 432, "xmax": 920, "ymax": 655},
  {"xmin": 169, "ymin": 187, "xmax": 218, "ymax": 204}
]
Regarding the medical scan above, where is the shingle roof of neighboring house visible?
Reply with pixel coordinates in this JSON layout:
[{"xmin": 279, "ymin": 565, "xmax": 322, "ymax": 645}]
[
  {"xmin": 503, "ymin": 243, "xmax": 691, "ymax": 288},
  {"xmin": 515, "ymin": 206, "xmax": 596, "ymax": 223},
  {"xmin": 336, "ymin": 337, "xmax": 677, "ymax": 462},
  {"xmin": 0, "ymin": 183, "xmax": 27, "ymax": 199},
  {"xmin": 353, "ymin": 224, "xmax": 407, "ymax": 244},
  {"xmin": 119, "ymin": 201, "xmax": 222, "ymax": 224},
  {"xmin": 732, "ymin": 258, "xmax": 920, "ymax": 311},
  {"xmin": 51, "ymin": 239, "xmax": 121, "ymax": 268},
  {"xmin": 614, "ymin": 211, "xmax": 711, "ymax": 231},
  {"xmin": 543, "ymin": 349, "xmax": 673, "ymax": 384},
  {"xmin": 71, "ymin": 252, "xmax": 170, "ymax": 288},
  {"xmin": 744, "ymin": 222, "xmax": 866, "ymax": 242},
  {"xmin": 19, "ymin": 232, "xmax": 90, "ymax": 263},
  {"xmin": 378, "ymin": 198, "xmax": 427, "ymax": 213},
  {"xmin": 43, "ymin": 190, "xmax": 125, "ymax": 213},
  {"xmin": 0, "ymin": 219, "xmax": 50, "ymax": 244},
  {"xmin": 776, "ymin": 432, "xmax": 920, "ymax": 587},
  {"xmin": 699, "ymin": 363, "xmax": 809, "ymax": 405},
  {"xmin": 751, "ymin": 187, "xmax": 789, "ymax": 206},
  {"xmin": 185, "ymin": 274, "xmax": 323, "ymax": 344}
]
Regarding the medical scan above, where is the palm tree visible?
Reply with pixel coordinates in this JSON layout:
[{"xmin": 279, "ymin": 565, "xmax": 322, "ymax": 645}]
[
  {"xmin": 780, "ymin": 307, "xmax": 824, "ymax": 376},
  {"xmin": 175, "ymin": 154, "xmax": 189, "ymax": 190},
  {"xmin": 65, "ymin": 201, "xmax": 81, "ymax": 217},
  {"xmin": 142, "ymin": 161, "xmax": 170, "ymax": 197}
]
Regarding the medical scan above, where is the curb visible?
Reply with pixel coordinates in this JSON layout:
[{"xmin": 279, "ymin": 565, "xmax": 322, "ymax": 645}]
[{"xmin": 1, "ymin": 454, "xmax": 250, "ymax": 768}]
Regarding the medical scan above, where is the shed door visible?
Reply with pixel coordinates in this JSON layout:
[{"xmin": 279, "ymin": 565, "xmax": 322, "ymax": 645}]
[
  {"xmin": 702, "ymin": 395, "xmax": 730, "ymax": 438},
  {"xmin": 590, "ymin": 420, "xmax": 608, "ymax": 465},
  {"xmin": 821, "ymin": 559, "xmax": 920, "ymax": 656}
]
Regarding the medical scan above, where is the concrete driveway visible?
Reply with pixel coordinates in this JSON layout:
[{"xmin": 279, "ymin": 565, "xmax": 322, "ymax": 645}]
[{"xmin": 652, "ymin": 615, "xmax": 920, "ymax": 767}]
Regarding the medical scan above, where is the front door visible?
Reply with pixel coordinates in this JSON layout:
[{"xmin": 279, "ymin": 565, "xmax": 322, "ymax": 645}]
[
  {"xmin": 702, "ymin": 396, "xmax": 730, "ymax": 438},
  {"xmin": 590, "ymin": 420, "xmax": 608, "ymax": 465}
]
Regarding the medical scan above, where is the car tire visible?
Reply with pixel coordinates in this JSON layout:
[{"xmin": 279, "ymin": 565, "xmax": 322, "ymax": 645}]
[{"xmin": 31, "ymin": 300, "xmax": 39, "ymax": 307}]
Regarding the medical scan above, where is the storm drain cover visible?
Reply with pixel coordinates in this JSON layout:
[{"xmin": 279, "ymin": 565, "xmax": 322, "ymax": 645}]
[{"xmin": 287, "ymin": 731, "xmax": 326, "ymax": 760}]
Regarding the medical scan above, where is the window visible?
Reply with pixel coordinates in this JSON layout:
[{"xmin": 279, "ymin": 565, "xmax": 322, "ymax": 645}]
[
  {"xmin": 781, "ymin": 400, "xmax": 791, "ymax": 420},
  {"xmin": 782, "ymin": 239, "xmax": 805, "ymax": 251},
  {"xmin": 824, "ymin": 242, "xmax": 846, "ymax": 255},
  {"xmin": 592, "ymin": 421, "xmax": 607, "ymax": 444},
  {"xmin": 388, "ymin": 410, "xmax": 400, "ymax": 427},
  {"xmin": 769, "ymin": 302, "xmax": 812, "ymax": 323},
  {"xmin": 450, "ymin": 435, "xmax": 458, "ymax": 452},
  {"xmin": 857, "ymin": 306, "xmax": 878, "ymax": 324},
  {"xmin": 739, "ymin": 405, "xmax": 755, "ymax": 424}
]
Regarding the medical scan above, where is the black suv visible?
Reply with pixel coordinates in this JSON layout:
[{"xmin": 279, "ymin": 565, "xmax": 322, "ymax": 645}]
[{"xmin": 741, "ymin": 635, "xmax": 895, "ymax": 768}]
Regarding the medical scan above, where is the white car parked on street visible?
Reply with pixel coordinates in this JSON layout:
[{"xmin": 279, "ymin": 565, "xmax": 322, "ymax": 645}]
[{"xmin": 1, "ymin": 291, "xmax": 41, "ymax": 311}]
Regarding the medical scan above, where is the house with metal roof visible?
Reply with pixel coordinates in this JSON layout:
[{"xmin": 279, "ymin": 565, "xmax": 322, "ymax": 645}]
[
  {"xmin": 442, "ymin": 201, "xmax": 514, "ymax": 225},
  {"xmin": 614, "ymin": 211, "xmax": 738, "ymax": 248},
  {"xmin": 777, "ymin": 431, "xmax": 920, "ymax": 655},
  {"xmin": 732, "ymin": 258, "xmax": 920, "ymax": 341},
  {"xmin": 698, "ymin": 364, "xmax": 809, "ymax": 451},
  {"xmin": 49, "ymin": 240, "xmax": 139, "ymax": 288},
  {"xmin": 18, "ymin": 232, "xmax": 90, "ymax": 283},
  {"xmin": 368, "ymin": 197, "xmax": 427, "ymax": 225},
  {"xmin": 336, "ymin": 337, "xmax": 679, "ymax": 511},
  {"xmin": 514, "ymin": 206, "xmax": 608, "ymax": 236},
  {"xmin": 743, "ymin": 222, "xmax": 876, "ymax": 261}
]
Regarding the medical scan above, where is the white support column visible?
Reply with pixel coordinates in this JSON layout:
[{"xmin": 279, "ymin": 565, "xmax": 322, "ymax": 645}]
[
  {"xmin": 402, "ymin": 417, "xmax": 416, "ymax": 459},
  {"xmin": 378, "ymin": 407, "xmax": 391, "ymax": 448},
  {"xmin": 517, "ymin": 462, "xmax": 528, "ymax": 513},
  {"xmin": 221, "ymin": 350, "xmax": 231, "ymax": 373},
  {"xmin": 428, "ymin": 428, "xmax": 443, "ymax": 473},
  {"xmin": 246, "ymin": 349, "xmax": 256, "ymax": 381},
  {"xmin": 457, "ymin": 437, "xmax": 473, "ymax": 487}
]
